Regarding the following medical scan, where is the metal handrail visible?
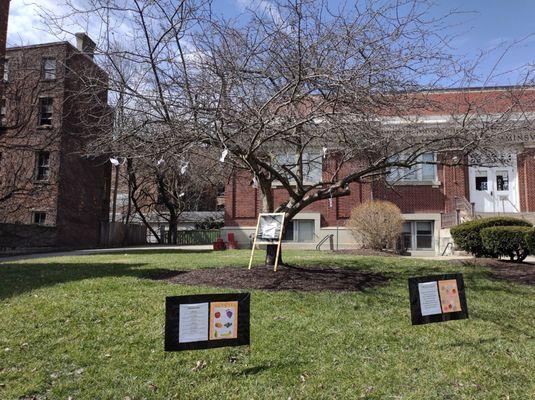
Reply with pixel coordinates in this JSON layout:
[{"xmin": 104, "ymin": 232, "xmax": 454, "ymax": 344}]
[
  {"xmin": 316, "ymin": 234, "xmax": 334, "ymax": 250},
  {"xmin": 441, "ymin": 242, "xmax": 454, "ymax": 256}
]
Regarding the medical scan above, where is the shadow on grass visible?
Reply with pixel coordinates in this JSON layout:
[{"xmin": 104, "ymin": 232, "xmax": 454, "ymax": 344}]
[
  {"xmin": 92, "ymin": 249, "xmax": 214, "ymax": 256},
  {"xmin": 0, "ymin": 261, "xmax": 175, "ymax": 300}
]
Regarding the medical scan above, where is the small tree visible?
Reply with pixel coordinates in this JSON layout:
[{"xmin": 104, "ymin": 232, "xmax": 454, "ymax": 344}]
[{"xmin": 347, "ymin": 201, "xmax": 404, "ymax": 251}]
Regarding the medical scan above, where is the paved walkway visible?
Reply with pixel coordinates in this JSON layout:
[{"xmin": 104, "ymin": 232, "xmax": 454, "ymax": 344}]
[{"xmin": 0, "ymin": 245, "xmax": 213, "ymax": 262}]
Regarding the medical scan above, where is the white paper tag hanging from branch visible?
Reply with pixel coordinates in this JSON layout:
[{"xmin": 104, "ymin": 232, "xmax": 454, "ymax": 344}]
[
  {"xmin": 322, "ymin": 147, "xmax": 328, "ymax": 159},
  {"xmin": 180, "ymin": 162, "xmax": 189, "ymax": 175},
  {"xmin": 220, "ymin": 149, "xmax": 228, "ymax": 162},
  {"xmin": 110, "ymin": 157, "xmax": 120, "ymax": 166},
  {"xmin": 157, "ymin": 157, "xmax": 165, "ymax": 166},
  {"xmin": 251, "ymin": 176, "xmax": 258, "ymax": 188}
]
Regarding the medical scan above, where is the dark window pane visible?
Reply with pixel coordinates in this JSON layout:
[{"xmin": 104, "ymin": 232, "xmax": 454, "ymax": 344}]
[
  {"xmin": 416, "ymin": 235, "xmax": 432, "ymax": 249},
  {"xmin": 283, "ymin": 220, "xmax": 294, "ymax": 241},
  {"xmin": 403, "ymin": 233, "xmax": 412, "ymax": 249},
  {"xmin": 39, "ymin": 98, "xmax": 53, "ymax": 126},
  {"xmin": 33, "ymin": 212, "xmax": 46, "ymax": 225},
  {"xmin": 475, "ymin": 171, "xmax": 488, "ymax": 191},
  {"xmin": 496, "ymin": 171, "xmax": 509, "ymax": 191},
  {"xmin": 36, "ymin": 152, "xmax": 50, "ymax": 181}
]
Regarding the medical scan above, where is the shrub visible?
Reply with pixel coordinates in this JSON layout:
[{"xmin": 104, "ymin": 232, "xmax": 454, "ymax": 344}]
[
  {"xmin": 347, "ymin": 201, "xmax": 403, "ymax": 251},
  {"xmin": 525, "ymin": 228, "xmax": 535, "ymax": 255},
  {"xmin": 450, "ymin": 217, "xmax": 532, "ymax": 257},
  {"xmin": 480, "ymin": 226, "xmax": 532, "ymax": 262}
]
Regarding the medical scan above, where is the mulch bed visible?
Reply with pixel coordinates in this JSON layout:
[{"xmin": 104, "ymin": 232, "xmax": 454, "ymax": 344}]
[
  {"xmin": 451, "ymin": 258, "xmax": 535, "ymax": 285},
  {"xmin": 147, "ymin": 264, "xmax": 389, "ymax": 292}
]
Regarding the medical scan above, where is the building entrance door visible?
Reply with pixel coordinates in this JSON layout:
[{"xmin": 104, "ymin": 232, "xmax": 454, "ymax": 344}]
[{"xmin": 469, "ymin": 156, "xmax": 519, "ymax": 213}]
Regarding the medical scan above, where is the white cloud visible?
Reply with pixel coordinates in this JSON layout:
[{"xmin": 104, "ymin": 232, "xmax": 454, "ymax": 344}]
[{"xmin": 6, "ymin": 0, "xmax": 68, "ymax": 46}]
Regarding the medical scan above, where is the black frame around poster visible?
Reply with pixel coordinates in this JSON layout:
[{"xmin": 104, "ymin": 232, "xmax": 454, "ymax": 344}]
[
  {"xmin": 165, "ymin": 293, "xmax": 250, "ymax": 351},
  {"xmin": 408, "ymin": 273, "xmax": 468, "ymax": 325}
]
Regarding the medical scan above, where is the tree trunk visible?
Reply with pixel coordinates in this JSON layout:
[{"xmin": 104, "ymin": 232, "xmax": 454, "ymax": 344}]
[
  {"xmin": 258, "ymin": 177, "xmax": 285, "ymax": 267},
  {"xmin": 168, "ymin": 219, "xmax": 178, "ymax": 245},
  {"xmin": 265, "ymin": 243, "xmax": 283, "ymax": 266}
]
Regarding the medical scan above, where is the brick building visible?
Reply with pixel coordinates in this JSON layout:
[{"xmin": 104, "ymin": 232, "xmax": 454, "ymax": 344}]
[
  {"xmin": 0, "ymin": 33, "xmax": 111, "ymax": 249},
  {"xmin": 223, "ymin": 87, "xmax": 535, "ymax": 255}
]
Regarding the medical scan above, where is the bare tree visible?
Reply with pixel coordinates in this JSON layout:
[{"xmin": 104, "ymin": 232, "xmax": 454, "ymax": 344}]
[{"xmin": 42, "ymin": 0, "xmax": 535, "ymax": 266}]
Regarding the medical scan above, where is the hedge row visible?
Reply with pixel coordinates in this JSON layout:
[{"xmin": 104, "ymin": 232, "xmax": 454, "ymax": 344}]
[
  {"xmin": 480, "ymin": 226, "xmax": 532, "ymax": 262},
  {"xmin": 450, "ymin": 217, "xmax": 532, "ymax": 258}
]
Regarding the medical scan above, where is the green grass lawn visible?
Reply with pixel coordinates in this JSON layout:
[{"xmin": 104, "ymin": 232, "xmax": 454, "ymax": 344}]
[{"xmin": 1, "ymin": 249, "xmax": 534, "ymax": 399}]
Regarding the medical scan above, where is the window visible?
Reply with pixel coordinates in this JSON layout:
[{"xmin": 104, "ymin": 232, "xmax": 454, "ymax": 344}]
[
  {"xmin": 475, "ymin": 170, "xmax": 488, "ymax": 191},
  {"xmin": 2, "ymin": 58, "xmax": 8, "ymax": 82},
  {"xmin": 36, "ymin": 152, "xmax": 50, "ymax": 181},
  {"xmin": 283, "ymin": 219, "xmax": 315, "ymax": 242},
  {"xmin": 496, "ymin": 170, "xmax": 509, "ymax": 191},
  {"xmin": 402, "ymin": 221, "xmax": 434, "ymax": 250},
  {"xmin": 38, "ymin": 98, "xmax": 53, "ymax": 126},
  {"xmin": 33, "ymin": 212, "xmax": 47, "ymax": 225},
  {"xmin": 42, "ymin": 58, "xmax": 56, "ymax": 80},
  {"xmin": 0, "ymin": 98, "xmax": 5, "ymax": 127},
  {"xmin": 274, "ymin": 151, "xmax": 322, "ymax": 184},
  {"xmin": 388, "ymin": 153, "xmax": 437, "ymax": 183}
]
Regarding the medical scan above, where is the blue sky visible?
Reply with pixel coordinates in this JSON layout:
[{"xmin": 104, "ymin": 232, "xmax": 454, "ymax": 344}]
[{"xmin": 6, "ymin": 0, "xmax": 535, "ymax": 86}]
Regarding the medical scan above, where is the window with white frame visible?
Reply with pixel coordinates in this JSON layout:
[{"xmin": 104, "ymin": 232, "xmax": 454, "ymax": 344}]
[
  {"xmin": 402, "ymin": 221, "xmax": 434, "ymax": 250},
  {"xmin": 36, "ymin": 151, "xmax": 50, "ymax": 181},
  {"xmin": 2, "ymin": 58, "xmax": 8, "ymax": 82},
  {"xmin": 273, "ymin": 151, "xmax": 322, "ymax": 185},
  {"xmin": 33, "ymin": 212, "xmax": 47, "ymax": 225},
  {"xmin": 388, "ymin": 152, "xmax": 437, "ymax": 183},
  {"xmin": 38, "ymin": 97, "xmax": 54, "ymax": 126},
  {"xmin": 42, "ymin": 57, "xmax": 57, "ymax": 80},
  {"xmin": 283, "ymin": 219, "xmax": 316, "ymax": 242}
]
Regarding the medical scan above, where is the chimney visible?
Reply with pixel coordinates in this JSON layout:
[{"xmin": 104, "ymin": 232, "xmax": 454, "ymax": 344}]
[{"xmin": 75, "ymin": 32, "xmax": 96, "ymax": 59}]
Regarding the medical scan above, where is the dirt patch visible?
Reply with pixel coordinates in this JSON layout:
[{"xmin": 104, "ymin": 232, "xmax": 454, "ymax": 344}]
[
  {"xmin": 452, "ymin": 258, "xmax": 535, "ymax": 285},
  {"xmin": 147, "ymin": 264, "xmax": 389, "ymax": 292}
]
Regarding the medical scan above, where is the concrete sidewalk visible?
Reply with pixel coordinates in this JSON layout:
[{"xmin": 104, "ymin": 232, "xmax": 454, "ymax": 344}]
[{"xmin": 0, "ymin": 245, "xmax": 214, "ymax": 262}]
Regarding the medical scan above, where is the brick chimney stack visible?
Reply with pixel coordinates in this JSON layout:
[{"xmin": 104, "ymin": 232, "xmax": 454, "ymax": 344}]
[{"xmin": 75, "ymin": 32, "xmax": 96, "ymax": 59}]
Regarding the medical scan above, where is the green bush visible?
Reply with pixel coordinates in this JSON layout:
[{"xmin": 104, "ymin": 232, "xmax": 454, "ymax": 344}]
[
  {"xmin": 480, "ymin": 226, "xmax": 532, "ymax": 262},
  {"xmin": 525, "ymin": 228, "xmax": 535, "ymax": 255},
  {"xmin": 450, "ymin": 217, "xmax": 532, "ymax": 257}
]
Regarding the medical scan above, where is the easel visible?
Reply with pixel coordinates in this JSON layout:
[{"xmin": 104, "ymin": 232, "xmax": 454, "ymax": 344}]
[{"xmin": 248, "ymin": 213, "xmax": 285, "ymax": 272}]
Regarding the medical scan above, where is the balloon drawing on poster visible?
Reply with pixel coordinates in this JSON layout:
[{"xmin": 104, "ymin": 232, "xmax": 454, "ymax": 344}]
[
  {"xmin": 438, "ymin": 279, "xmax": 462, "ymax": 313},
  {"xmin": 209, "ymin": 301, "xmax": 238, "ymax": 340}
]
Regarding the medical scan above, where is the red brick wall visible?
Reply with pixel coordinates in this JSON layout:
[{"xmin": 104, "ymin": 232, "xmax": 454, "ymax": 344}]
[
  {"xmin": 0, "ymin": 41, "xmax": 111, "ymax": 248},
  {"xmin": 518, "ymin": 149, "xmax": 535, "ymax": 212},
  {"xmin": 224, "ymin": 154, "xmax": 473, "ymax": 228}
]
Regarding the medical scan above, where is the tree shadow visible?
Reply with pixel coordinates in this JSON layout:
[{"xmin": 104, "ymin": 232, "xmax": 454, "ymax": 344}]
[
  {"xmin": 93, "ymin": 249, "xmax": 215, "ymax": 256},
  {"xmin": 0, "ymin": 261, "xmax": 184, "ymax": 300}
]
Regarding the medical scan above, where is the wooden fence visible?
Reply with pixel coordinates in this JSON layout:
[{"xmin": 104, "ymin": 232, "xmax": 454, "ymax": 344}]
[
  {"xmin": 100, "ymin": 222, "xmax": 147, "ymax": 247},
  {"xmin": 176, "ymin": 229, "xmax": 220, "ymax": 245}
]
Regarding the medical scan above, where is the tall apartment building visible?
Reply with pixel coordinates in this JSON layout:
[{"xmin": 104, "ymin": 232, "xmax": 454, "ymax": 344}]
[{"xmin": 0, "ymin": 33, "xmax": 111, "ymax": 249}]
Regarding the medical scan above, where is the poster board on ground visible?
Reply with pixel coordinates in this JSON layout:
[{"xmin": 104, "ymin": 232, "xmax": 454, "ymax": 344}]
[
  {"xmin": 165, "ymin": 293, "xmax": 250, "ymax": 351},
  {"xmin": 408, "ymin": 273, "xmax": 468, "ymax": 325},
  {"xmin": 248, "ymin": 213, "xmax": 286, "ymax": 271}
]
